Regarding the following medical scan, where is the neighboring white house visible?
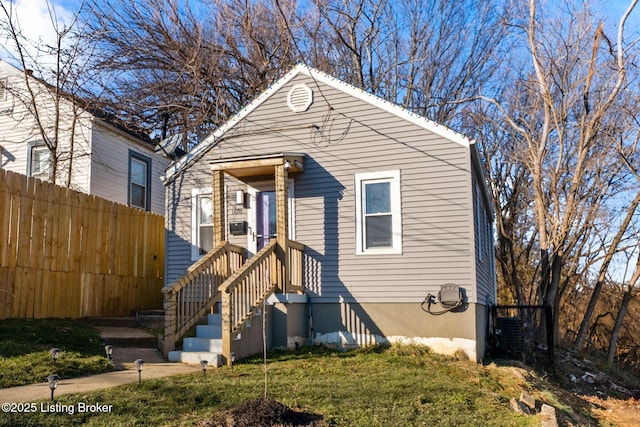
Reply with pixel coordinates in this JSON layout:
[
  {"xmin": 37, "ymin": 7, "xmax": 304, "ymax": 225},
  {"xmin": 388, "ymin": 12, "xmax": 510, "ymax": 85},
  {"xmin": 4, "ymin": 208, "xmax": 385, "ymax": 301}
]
[{"xmin": 0, "ymin": 60, "xmax": 169, "ymax": 214}]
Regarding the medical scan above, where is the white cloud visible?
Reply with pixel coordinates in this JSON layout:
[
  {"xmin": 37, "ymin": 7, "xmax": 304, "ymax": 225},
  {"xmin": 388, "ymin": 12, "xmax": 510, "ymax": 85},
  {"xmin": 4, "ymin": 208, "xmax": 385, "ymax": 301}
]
[{"xmin": 0, "ymin": 0, "xmax": 76, "ymax": 66}]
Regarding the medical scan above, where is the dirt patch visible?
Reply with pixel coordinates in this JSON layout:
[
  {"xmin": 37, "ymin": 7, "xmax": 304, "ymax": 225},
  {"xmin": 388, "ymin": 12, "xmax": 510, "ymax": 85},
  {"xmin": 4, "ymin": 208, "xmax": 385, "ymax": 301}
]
[
  {"xmin": 199, "ymin": 398, "xmax": 327, "ymax": 427},
  {"xmin": 581, "ymin": 395, "xmax": 640, "ymax": 427}
]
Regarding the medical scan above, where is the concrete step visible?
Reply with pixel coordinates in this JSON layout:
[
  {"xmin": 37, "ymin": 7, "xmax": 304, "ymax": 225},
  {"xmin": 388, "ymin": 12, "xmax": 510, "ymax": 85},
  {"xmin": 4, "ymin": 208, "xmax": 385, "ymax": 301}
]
[
  {"xmin": 86, "ymin": 317, "xmax": 138, "ymax": 328},
  {"xmin": 207, "ymin": 313, "xmax": 222, "ymax": 326},
  {"xmin": 135, "ymin": 310, "xmax": 165, "ymax": 329},
  {"xmin": 98, "ymin": 326, "xmax": 157, "ymax": 348},
  {"xmin": 109, "ymin": 347, "xmax": 166, "ymax": 370},
  {"xmin": 196, "ymin": 324, "xmax": 221, "ymax": 339},
  {"xmin": 166, "ymin": 308, "xmax": 225, "ymax": 365},
  {"xmin": 168, "ymin": 351, "xmax": 223, "ymax": 366},
  {"xmin": 183, "ymin": 337, "xmax": 222, "ymax": 353}
]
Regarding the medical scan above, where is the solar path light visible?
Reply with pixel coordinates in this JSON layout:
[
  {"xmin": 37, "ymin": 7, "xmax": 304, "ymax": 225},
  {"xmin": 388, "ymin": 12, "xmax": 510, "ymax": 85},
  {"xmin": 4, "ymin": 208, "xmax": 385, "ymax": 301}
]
[
  {"xmin": 134, "ymin": 359, "xmax": 144, "ymax": 383},
  {"xmin": 230, "ymin": 352, "xmax": 236, "ymax": 369},
  {"xmin": 105, "ymin": 345, "xmax": 113, "ymax": 360},
  {"xmin": 50, "ymin": 348, "xmax": 59, "ymax": 366},
  {"xmin": 47, "ymin": 374, "xmax": 60, "ymax": 401}
]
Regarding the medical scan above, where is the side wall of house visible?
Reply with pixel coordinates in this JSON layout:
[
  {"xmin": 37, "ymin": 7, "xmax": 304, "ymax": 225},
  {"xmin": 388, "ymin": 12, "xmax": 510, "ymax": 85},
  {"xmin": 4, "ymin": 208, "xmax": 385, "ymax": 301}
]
[
  {"xmin": 0, "ymin": 63, "xmax": 92, "ymax": 190},
  {"xmin": 472, "ymin": 149, "xmax": 497, "ymax": 306},
  {"xmin": 90, "ymin": 122, "xmax": 169, "ymax": 215}
]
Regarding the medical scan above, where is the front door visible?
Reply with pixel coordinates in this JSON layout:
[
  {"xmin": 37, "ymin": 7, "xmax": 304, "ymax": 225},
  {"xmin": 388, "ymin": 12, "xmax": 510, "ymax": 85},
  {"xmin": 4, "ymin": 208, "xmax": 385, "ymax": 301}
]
[{"xmin": 256, "ymin": 191, "xmax": 276, "ymax": 251}]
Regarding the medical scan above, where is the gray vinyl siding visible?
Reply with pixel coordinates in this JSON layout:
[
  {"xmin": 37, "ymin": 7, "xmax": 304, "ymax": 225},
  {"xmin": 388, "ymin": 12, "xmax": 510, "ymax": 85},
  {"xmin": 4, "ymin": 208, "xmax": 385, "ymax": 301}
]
[
  {"xmin": 165, "ymin": 160, "xmax": 211, "ymax": 283},
  {"xmin": 472, "ymin": 164, "xmax": 496, "ymax": 305},
  {"xmin": 165, "ymin": 73, "xmax": 481, "ymax": 303}
]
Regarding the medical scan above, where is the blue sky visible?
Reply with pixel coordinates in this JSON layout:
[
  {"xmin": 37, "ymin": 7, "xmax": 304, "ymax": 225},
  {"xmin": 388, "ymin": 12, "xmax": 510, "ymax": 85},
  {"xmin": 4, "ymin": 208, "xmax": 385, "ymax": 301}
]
[
  {"xmin": 2, "ymin": 0, "xmax": 639, "ymax": 70},
  {"xmin": 2, "ymin": 0, "xmax": 639, "ymax": 61},
  {"xmin": 0, "ymin": 0, "xmax": 76, "ymax": 63}
]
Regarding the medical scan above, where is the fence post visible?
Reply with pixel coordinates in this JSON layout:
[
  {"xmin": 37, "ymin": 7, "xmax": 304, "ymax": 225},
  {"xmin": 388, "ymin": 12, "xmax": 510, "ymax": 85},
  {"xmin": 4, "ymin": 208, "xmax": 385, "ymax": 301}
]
[{"xmin": 162, "ymin": 289, "xmax": 177, "ymax": 357}]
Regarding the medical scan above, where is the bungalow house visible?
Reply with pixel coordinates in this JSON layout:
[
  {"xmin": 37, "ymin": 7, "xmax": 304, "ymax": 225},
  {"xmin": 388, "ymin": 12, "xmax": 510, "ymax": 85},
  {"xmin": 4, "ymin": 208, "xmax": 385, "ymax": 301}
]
[
  {"xmin": 0, "ymin": 60, "xmax": 169, "ymax": 214},
  {"xmin": 161, "ymin": 65, "xmax": 496, "ymax": 365}
]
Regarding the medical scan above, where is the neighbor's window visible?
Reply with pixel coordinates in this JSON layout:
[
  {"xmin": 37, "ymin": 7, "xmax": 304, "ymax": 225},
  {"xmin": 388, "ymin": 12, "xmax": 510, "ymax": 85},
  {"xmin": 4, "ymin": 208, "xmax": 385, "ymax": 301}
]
[
  {"xmin": 27, "ymin": 143, "xmax": 50, "ymax": 180},
  {"xmin": 128, "ymin": 151, "xmax": 151, "ymax": 210},
  {"xmin": 355, "ymin": 170, "xmax": 402, "ymax": 254},
  {"xmin": 191, "ymin": 189, "xmax": 214, "ymax": 260}
]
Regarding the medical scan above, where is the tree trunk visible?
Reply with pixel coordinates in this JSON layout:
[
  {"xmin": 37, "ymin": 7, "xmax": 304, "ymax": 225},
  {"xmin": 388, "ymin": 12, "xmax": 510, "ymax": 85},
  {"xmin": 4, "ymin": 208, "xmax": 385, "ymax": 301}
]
[
  {"xmin": 575, "ymin": 190, "xmax": 640, "ymax": 351},
  {"xmin": 607, "ymin": 290, "xmax": 631, "ymax": 365}
]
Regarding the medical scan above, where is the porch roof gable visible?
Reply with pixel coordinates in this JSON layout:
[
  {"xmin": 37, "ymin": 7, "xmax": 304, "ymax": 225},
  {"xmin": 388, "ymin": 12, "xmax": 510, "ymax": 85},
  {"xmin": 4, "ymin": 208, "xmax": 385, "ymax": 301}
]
[{"xmin": 210, "ymin": 152, "xmax": 304, "ymax": 179}]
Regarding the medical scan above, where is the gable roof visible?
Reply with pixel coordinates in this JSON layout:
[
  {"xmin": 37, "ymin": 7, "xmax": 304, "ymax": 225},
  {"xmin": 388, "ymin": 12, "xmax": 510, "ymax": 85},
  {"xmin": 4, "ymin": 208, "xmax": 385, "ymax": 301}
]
[{"xmin": 163, "ymin": 64, "xmax": 472, "ymax": 184}]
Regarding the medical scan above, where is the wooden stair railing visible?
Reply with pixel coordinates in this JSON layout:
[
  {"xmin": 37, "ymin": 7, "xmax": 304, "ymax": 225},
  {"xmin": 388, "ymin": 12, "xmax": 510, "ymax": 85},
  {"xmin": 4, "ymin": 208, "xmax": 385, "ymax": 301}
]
[
  {"xmin": 162, "ymin": 241, "xmax": 244, "ymax": 356},
  {"xmin": 220, "ymin": 239, "xmax": 305, "ymax": 364}
]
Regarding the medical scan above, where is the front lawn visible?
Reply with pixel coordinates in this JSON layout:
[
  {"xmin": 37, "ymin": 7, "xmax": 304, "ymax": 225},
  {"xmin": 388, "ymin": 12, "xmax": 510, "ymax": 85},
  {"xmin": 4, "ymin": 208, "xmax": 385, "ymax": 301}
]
[
  {"xmin": 0, "ymin": 318, "xmax": 113, "ymax": 388},
  {"xmin": 0, "ymin": 346, "xmax": 547, "ymax": 427}
]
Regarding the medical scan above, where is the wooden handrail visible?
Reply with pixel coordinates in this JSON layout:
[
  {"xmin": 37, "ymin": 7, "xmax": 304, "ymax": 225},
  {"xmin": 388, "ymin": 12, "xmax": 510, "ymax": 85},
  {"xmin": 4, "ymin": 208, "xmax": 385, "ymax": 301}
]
[
  {"xmin": 163, "ymin": 238, "xmax": 305, "ymax": 361},
  {"xmin": 221, "ymin": 240, "xmax": 277, "ymax": 332},
  {"xmin": 162, "ymin": 241, "xmax": 243, "ymax": 356}
]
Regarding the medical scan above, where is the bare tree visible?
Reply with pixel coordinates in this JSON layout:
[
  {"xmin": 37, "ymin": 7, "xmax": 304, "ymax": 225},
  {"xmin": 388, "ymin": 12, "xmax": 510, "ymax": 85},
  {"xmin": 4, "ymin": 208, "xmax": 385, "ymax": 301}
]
[
  {"xmin": 85, "ymin": 0, "xmax": 300, "ymax": 148},
  {"xmin": 0, "ymin": 0, "xmax": 96, "ymax": 187},
  {"xmin": 82, "ymin": 0, "xmax": 508, "ymax": 143},
  {"xmin": 479, "ymin": 0, "xmax": 639, "ymax": 344},
  {"xmin": 305, "ymin": 0, "xmax": 508, "ymax": 126},
  {"xmin": 607, "ymin": 249, "xmax": 640, "ymax": 365}
]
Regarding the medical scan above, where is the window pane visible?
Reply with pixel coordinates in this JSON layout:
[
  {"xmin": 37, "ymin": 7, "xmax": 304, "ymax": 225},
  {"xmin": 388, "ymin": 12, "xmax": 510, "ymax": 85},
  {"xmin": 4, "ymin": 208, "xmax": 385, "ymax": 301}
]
[
  {"xmin": 267, "ymin": 192, "xmax": 276, "ymax": 237},
  {"xmin": 130, "ymin": 184, "xmax": 146, "ymax": 208},
  {"xmin": 365, "ymin": 182, "xmax": 390, "ymax": 214},
  {"xmin": 32, "ymin": 146, "xmax": 50, "ymax": 175},
  {"xmin": 199, "ymin": 196, "xmax": 212, "ymax": 225},
  {"xmin": 365, "ymin": 215, "xmax": 392, "ymax": 248},
  {"xmin": 199, "ymin": 225, "xmax": 213, "ymax": 254},
  {"xmin": 131, "ymin": 158, "xmax": 147, "ymax": 186}
]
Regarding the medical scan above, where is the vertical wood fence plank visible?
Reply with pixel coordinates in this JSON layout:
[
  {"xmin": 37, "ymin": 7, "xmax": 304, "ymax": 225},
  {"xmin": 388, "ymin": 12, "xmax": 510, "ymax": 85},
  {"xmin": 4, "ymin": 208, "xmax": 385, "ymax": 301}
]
[
  {"xmin": 0, "ymin": 170, "xmax": 10, "ymax": 267},
  {"xmin": 0, "ymin": 170, "xmax": 165, "ymax": 319},
  {"xmin": 6, "ymin": 172, "xmax": 22, "ymax": 270},
  {"xmin": 0, "ymin": 267, "xmax": 10, "ymax": 318}
]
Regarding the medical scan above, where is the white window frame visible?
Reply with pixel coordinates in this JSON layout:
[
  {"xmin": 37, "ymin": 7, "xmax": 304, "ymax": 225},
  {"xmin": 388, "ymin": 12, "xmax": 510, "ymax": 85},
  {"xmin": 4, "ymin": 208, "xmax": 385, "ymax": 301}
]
[
  {"xmin": 191, "ymin": 188, "xmax": 214, "ymax": 261},
  {"xmin": 128, "ymin": 151, "xmax": 151, "ymax": 211},
  {"xmin": 355, "ymin": 170, "xmax": 402, "ymax": 255},
  {"xmin": 27, "ymin": 142, "xmax": 50, "ymax": 180}
]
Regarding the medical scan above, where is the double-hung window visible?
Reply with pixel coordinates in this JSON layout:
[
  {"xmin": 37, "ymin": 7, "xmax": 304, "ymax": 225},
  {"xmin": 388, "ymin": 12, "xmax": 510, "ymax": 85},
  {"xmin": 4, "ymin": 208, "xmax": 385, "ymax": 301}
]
[
  {"xmin": 27, "ymin": 142, "xmax": 50, "ymax": 180},
  {"xmin": 191, "ymin": 189, "xmax": 213, "ymax": 260},
  {"xmin": 129, "ymin": 152, "xmax": 151, "ymax": 210},
  {"xmin": 355, "ymin": 170, "xmax": 402, "ymax": 254}
]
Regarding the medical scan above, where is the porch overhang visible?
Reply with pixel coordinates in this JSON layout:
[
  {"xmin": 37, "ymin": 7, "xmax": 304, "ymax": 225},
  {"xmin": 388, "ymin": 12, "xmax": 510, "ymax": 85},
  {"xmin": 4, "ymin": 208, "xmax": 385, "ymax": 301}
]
[{"xmin": 210, "ymin": 153, "xmax": 304, "ymax": 179}]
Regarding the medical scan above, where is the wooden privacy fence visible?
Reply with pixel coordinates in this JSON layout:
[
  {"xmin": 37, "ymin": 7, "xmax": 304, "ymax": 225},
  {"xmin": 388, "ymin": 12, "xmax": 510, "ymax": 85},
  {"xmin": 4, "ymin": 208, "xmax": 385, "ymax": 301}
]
[{"xmin": 0, "ymin": 169, "xmax": 165, "ymax": 319}]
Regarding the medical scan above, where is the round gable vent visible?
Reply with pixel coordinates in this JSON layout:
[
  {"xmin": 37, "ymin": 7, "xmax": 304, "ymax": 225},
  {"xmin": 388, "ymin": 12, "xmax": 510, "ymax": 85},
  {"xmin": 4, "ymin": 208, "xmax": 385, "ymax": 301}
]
[{"xmin": 287, "ymin": 83, "xmax": 313, "ymax": 112}]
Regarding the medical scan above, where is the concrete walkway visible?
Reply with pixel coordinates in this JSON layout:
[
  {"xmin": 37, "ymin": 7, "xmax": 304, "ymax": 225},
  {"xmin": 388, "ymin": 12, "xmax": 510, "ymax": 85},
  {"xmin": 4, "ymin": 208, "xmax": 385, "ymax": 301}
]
[{"xmin": 0, "ymin": 349, "xmax": 201, "ymax": 403}]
